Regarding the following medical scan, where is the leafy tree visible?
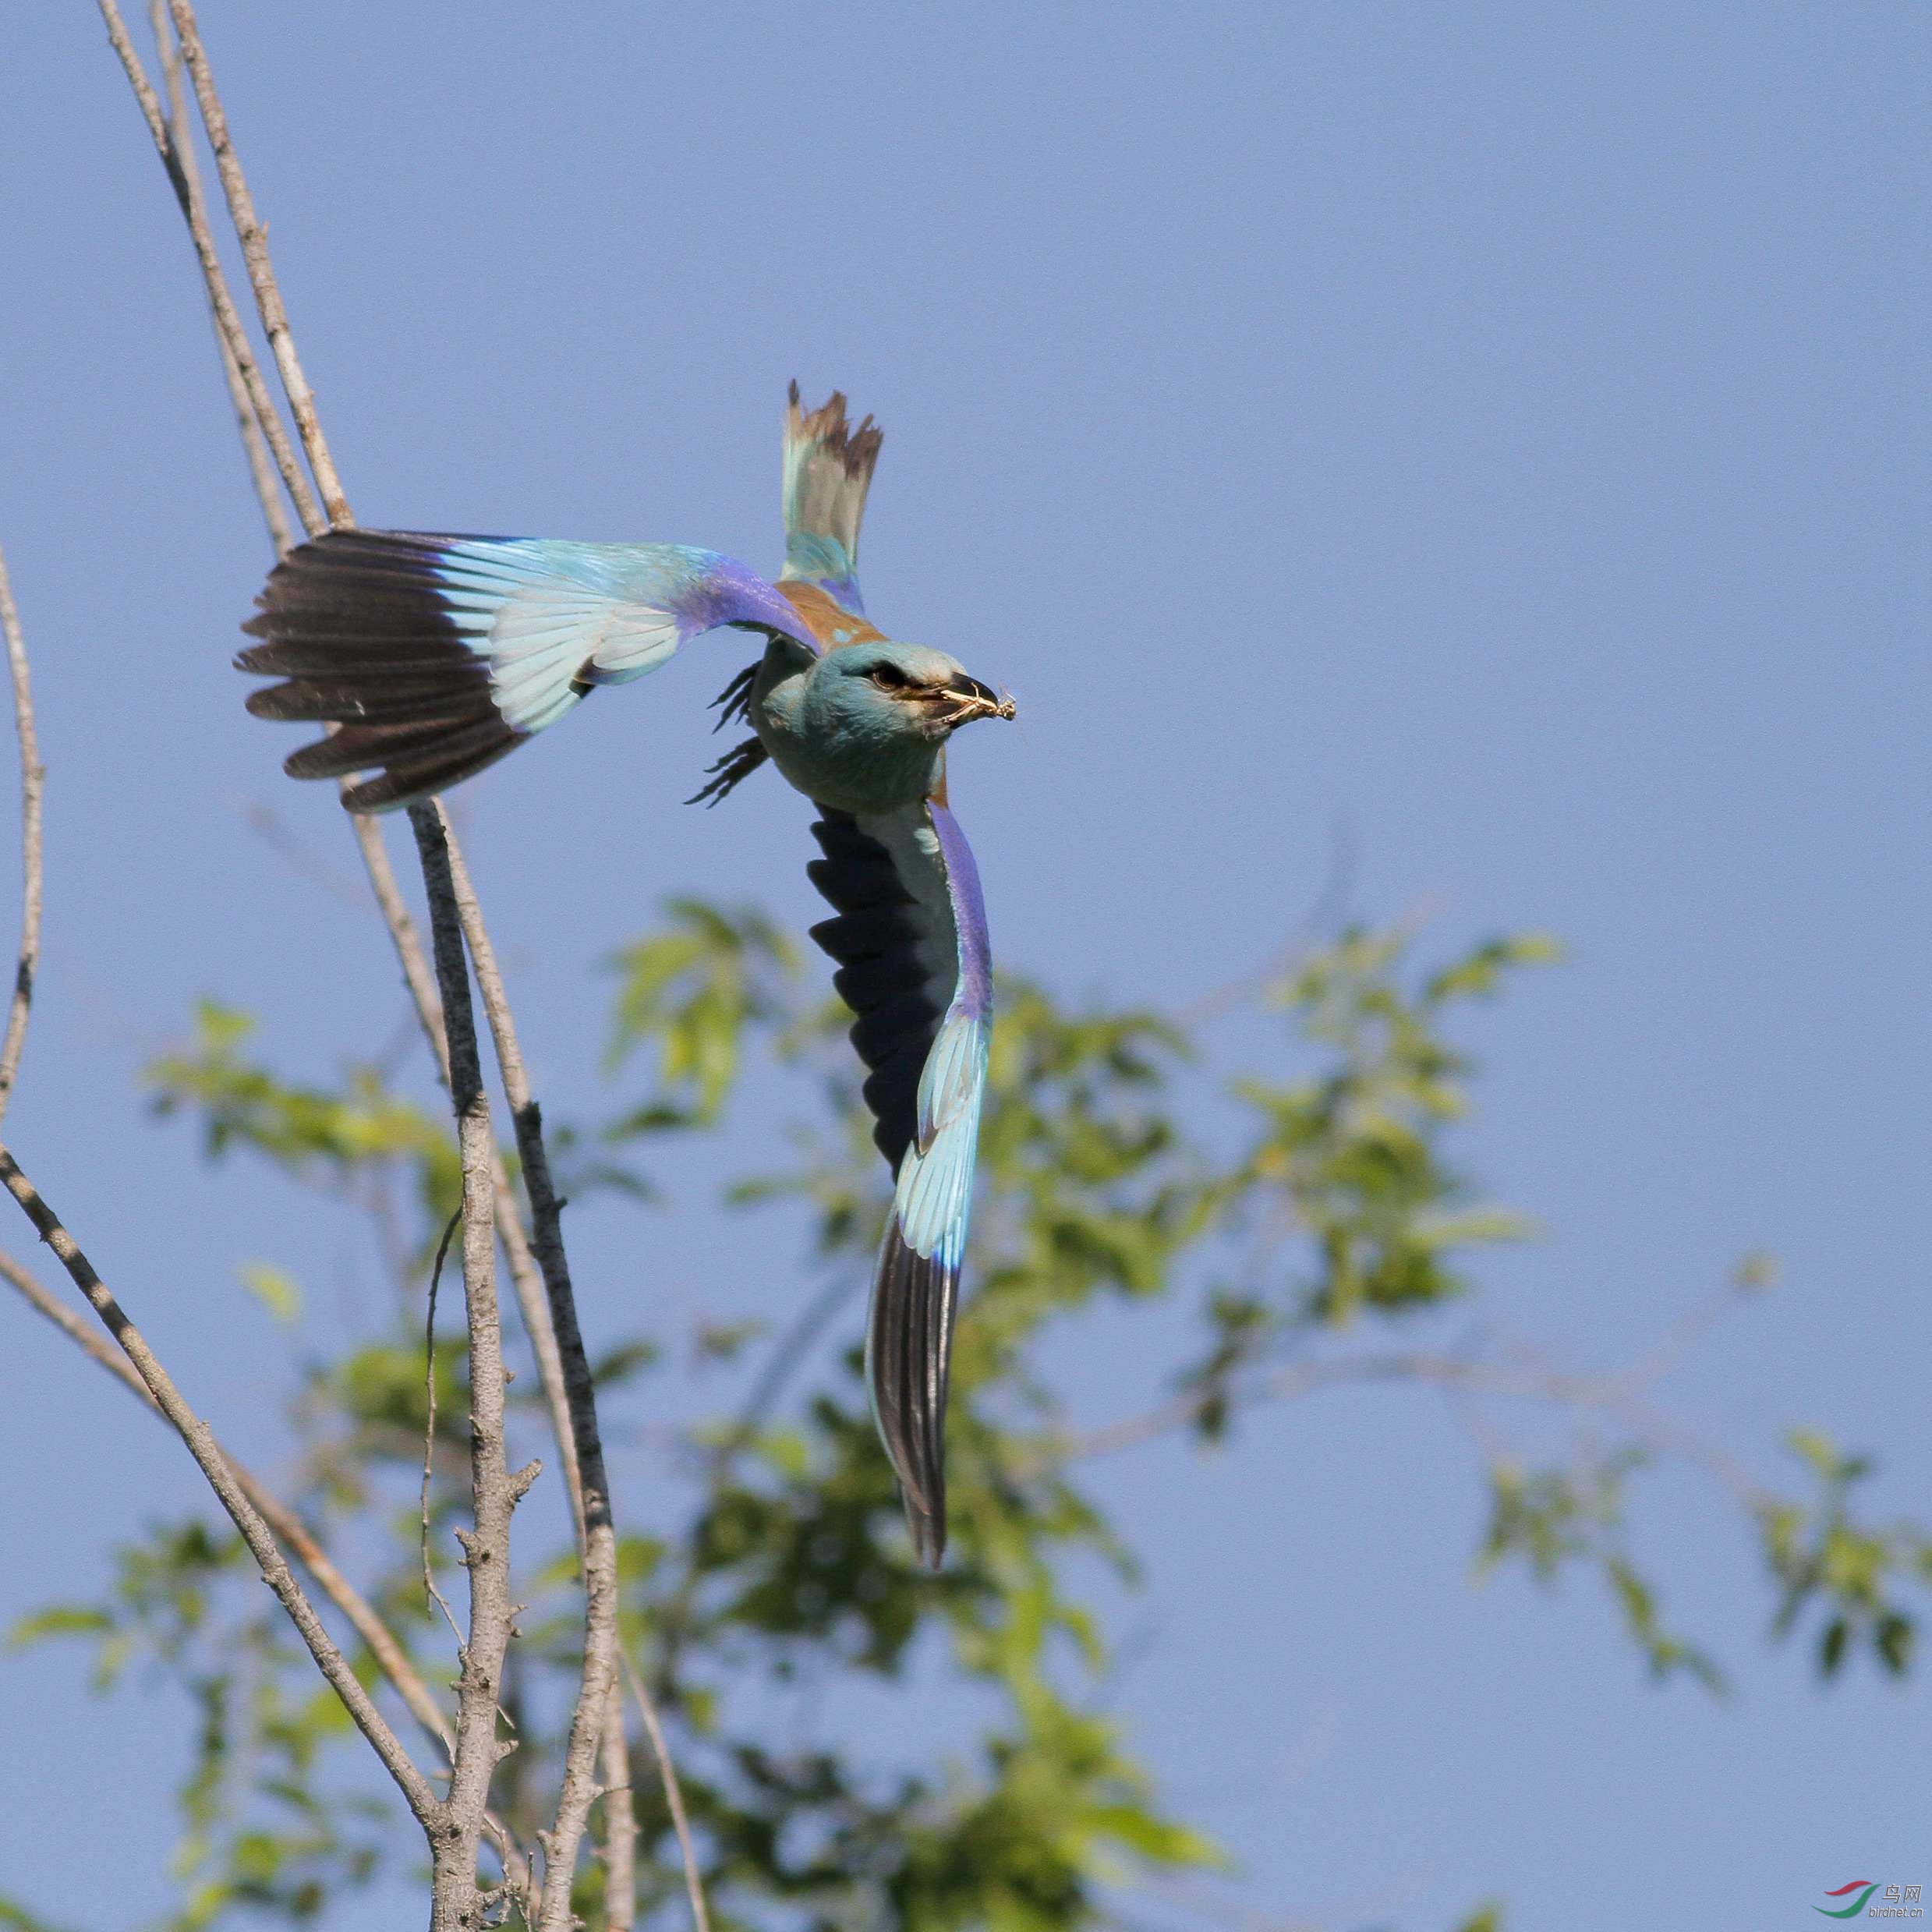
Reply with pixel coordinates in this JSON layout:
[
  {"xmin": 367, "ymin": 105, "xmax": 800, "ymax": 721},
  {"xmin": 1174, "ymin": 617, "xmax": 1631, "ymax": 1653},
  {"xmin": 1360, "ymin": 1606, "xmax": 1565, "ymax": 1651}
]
[{"xmin": 8, "ymin": 903, "xmax": 1924, "ymax": 1930}]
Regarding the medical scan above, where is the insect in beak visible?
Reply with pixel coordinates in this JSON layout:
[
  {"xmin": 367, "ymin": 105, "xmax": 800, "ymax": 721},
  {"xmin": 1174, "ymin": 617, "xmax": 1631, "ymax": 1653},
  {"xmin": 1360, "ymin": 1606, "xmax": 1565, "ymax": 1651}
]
[{"xmin": 933, "ymin": 676, "xmax": 1017, "ymax": 727}]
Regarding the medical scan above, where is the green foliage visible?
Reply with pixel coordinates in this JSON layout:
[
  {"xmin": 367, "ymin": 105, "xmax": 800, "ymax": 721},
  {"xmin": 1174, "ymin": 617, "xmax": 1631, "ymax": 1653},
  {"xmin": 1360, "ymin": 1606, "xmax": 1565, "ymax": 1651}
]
[
  {"xmin": 1233, "ymin": 926, "xmax": 1552, "ymax": 1327},
  {"xmin": 1477, "ymin": 1456, "xmax": 1725, "ymax": 1693},
  {"xmin": 10, "ymin": 1518, "xmax": 387, "ymax": 1926},
  {"xmin": 0, "ymin": 1896, "xmax": 83, "ymax": 1932},
  {"xmin": 1761, "ymin": 1429, "xmax": 1932, "ymax": 1678},
  {"xmin": 12, "ymin": 904, "xmax": 1927, "ymax": 1930},
  {"xmin": 604, "ymin": 898, "xmax": 798, "ymax": 1128},
  {"xmin": 238, "ymin": 1261, "xmax": 303, "ymax": 1325},
  {"xmin": 146, "ymin": 1000, "xmax": 462, "ymax": 1259},
  {"xmin": 150, "ymin": 1002, "xmax": 454, "ymax": 1194}
]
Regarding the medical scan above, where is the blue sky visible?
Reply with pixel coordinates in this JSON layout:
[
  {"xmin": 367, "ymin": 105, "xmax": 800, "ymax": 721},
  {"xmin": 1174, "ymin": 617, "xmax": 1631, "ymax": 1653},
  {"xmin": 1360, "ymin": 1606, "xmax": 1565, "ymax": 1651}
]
[{"xmin": 0, "ymin": 3, "xmax": 1927, "ymax": 1926}]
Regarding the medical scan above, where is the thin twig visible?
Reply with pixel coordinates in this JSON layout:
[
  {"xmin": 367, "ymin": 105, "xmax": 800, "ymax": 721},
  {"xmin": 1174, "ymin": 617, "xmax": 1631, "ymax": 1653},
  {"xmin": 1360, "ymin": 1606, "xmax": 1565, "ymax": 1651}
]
[
  {"xmin": 422, "ymin": 1207, "xmax": 465, "ymax": 1647},
  {"xmin": 653, "ymin": 1270, "xmax": 855, "ymax": 1693},
  {"xmin": 0, "ymin": 550, "xmax": 43, "ymax": 1134},
  {"xmin": 238, "ymin": 798, "xmax": 387, "ymax": 910},
  {"xmin": 147, "ymin": 0, "xmax": 295, "ymax": 557},
  {"xmin": 104, "ymin": 0, "xmax": 563, "ymax": 1417},
  {"xmin": 0, "ymin": 1151, "xmax": 441, "ymax": 1830},
  {"xmin": 442, "ymin": 840, "xmax": 596, "ymax": 1545},
  {"xmin": 0, "ymin": 1246, "xmax": 535, "ymax": 1899},
  {"xmin": 93, "ymin": 0, "xmax": 322, "ymax": 535},
  {"xmin": 1022, "ymin": 1322, "xmax": 1782, "ymax": 1541},
  {"xmin": 1, "ymin": 1246, "xmax": 448, "ymax": 1742},
  {"xmin": 1608, "ymin": 1276, "xmax": 1748, "ymax": 1403},
  {"xmin": 161, "ymin": 0, "xmax": 352, "ymax": 529},
  {"xmin": 623, "ymin": 1655, "xmax": 712, "ymax": 1932},
  {"xmin": 1029, "ymin": 1347, "xmax": 1633, "ymax": 1476}
]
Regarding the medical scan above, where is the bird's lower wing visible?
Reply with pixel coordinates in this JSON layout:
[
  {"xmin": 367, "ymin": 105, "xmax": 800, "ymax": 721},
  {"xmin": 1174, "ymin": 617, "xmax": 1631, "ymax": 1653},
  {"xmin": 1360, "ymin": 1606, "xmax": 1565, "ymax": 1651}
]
[
  {"xmin": 237, "ymin": 530, "xmax": 817, "ymax": 812},
  {"xmin": 806, "ymin": 798, "xmax": 992, "ymax": 1566}
]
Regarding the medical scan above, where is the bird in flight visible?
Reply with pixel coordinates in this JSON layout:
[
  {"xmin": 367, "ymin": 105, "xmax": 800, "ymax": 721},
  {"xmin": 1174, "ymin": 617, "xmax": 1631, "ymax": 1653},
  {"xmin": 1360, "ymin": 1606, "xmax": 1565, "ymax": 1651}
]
[{"xmin": 236, "ymin": 387, "xmax": 1014, "ymax": 1564}]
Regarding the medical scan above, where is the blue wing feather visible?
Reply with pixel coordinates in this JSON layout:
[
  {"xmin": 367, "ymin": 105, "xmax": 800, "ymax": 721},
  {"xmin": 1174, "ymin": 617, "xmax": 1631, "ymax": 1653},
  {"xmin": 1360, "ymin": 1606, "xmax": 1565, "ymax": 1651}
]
[{"xmin": 239, "ymin": 529, "xmax": 816, "ymax": 812}]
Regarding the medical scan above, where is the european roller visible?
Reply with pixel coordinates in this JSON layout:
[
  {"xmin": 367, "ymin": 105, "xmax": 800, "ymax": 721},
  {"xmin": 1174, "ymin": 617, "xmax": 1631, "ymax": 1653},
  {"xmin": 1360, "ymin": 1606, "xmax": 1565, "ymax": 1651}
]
[{"xmin": 236, "ymin": 388, "xmax": 1012, "ymax": 1566}]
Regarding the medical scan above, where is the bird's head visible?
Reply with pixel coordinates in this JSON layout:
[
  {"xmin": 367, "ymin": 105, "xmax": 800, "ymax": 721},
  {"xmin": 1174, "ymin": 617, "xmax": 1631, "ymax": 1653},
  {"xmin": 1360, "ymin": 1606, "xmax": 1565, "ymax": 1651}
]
[{"xmin": 812, "ymin": 640, "xmax": 1016, "ymax": 745}]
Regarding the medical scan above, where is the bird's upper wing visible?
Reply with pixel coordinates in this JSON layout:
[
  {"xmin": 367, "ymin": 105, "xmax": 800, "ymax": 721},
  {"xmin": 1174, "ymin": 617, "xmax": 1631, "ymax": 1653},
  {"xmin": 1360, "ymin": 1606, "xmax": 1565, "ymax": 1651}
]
[
  {"xmin": 779, "ymin": 386, "xmax": 882, "ymax": 628},
  {"xmin": 805, "ymin": 797, "xmax": 992, "ymax": 1565},
  {"xmin": 238, "ymin": 529, "xmax": 818, "ymax": 812}
]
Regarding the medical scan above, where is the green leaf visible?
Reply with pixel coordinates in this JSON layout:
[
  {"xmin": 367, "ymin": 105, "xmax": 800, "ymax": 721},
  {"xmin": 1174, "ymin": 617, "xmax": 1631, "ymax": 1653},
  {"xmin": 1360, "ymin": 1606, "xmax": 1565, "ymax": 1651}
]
[
  {"xmin": 237, "ymin": 1261, "xmax": 302, "ymax": 1325},
  {"xmin": 1821, "ymin": 1615, "xmax": 1849, "ymax": 1676},
  {"xmin": 1876, "ymin": 1613, "xmax": 1914, "ymax": 1675},
  {"xmin": 1454, "ymin": 1905, "xmax": 1506, "ymax": 1932},
  {"xmin": 7, "ymin": 1605, "xmax": 112, "ymax": 1650},
  {"xmin": 603, "ymin": 897, "xmax": 799, "ymax": 1123},
  {"xmin": 0, "ymin": 1891, "xmax": 84, "ymax": 1932}
]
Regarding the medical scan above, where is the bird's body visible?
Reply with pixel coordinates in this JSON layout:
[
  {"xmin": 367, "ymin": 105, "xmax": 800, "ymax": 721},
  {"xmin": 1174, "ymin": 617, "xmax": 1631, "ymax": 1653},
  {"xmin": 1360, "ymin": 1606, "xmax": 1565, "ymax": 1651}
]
[{"xmin": 237, "ymin": 388, "xmax": 1010, "ymax": 1563}]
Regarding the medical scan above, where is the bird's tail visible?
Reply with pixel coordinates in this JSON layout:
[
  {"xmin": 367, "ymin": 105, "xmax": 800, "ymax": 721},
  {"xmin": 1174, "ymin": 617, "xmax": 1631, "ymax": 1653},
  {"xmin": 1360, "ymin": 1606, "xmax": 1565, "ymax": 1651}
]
[{"xmin": 781, "ymin": 384, "xmax": 881, "ymax": 601}]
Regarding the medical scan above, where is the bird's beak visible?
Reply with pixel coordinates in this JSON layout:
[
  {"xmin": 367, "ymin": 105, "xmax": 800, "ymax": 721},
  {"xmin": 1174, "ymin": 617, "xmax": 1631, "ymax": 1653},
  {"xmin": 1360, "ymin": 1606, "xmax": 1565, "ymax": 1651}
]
[{"xmin": 940, "ymin": 674, "xmax": 1017, "ymax": 722}]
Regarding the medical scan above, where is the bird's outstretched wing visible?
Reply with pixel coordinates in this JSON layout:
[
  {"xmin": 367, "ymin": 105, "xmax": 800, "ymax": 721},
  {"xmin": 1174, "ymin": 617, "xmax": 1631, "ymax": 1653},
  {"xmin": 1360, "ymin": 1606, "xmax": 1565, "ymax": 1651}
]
[
  {"xmin": 238, "ymin": 530, "xmax": 818, "ymax": 812},
  {"xmin": 779, "ymin": 386, "xmax": 883, "ymax": 632},
  {"xmin": 806, "ymin": 798, "xmax": 992, "ymax": 1566}
]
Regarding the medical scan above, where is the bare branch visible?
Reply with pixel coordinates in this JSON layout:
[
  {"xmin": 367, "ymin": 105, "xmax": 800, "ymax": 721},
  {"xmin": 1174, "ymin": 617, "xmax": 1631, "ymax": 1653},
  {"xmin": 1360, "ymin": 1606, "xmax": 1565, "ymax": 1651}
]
[
  {"xmin": 600, "ymin": 1688, "xmax": 637, "ymax": 1932},
  {"xmin": 160, "ymin": 0, "xmax": 352, "ymax": 528},
  {"xmin": 1024, "ymin": 1315, "xmax": 1782, "ymax": 1549},
  {"xmin": 148, "ymin": 0, "xmax": 296, "ymax": 558},
  {"xmin": 0, "ymin": 550, "xmax": 44, "ymax": 1135},
  {"xmin": 93, "ymin": 0, "xmax": 323, "ymax": 535},
  {"xmin": 0, "ymin": 1246, "xmax": 536, "ymax": 1898},
  {"xmin": 104, "ymin": 5, "xmax": 643, "ymax": 1910},
  {"xmin": 443, "ymin": 835, "xmax": 595, "ymax": 1540},
  {"xmin": 0, "ymin": 1150, "xmax": 441, "ymax": 1830},
  {"xmin": 1031, "ymin": 1348, "xmax": 1640, "ymax": 1474},
  {"xmin": 443, "ymin": 834, "xmax": 626, "ymax": 1928},
  {"xmin": 114, "ymin": 0, "xmax": 589, "ymax": 1608},
  {"xmin": 411, "ymin": 805, "xmax": 519, "ymax": 1923},
  {"xmin": 624, "ymin": 1654, "xmax": 712, "ymax": 1932}
]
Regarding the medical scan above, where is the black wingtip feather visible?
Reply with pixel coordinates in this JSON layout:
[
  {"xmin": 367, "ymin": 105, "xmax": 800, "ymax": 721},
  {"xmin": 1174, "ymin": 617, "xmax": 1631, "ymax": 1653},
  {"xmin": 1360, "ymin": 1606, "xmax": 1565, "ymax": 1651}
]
[
  {"xmin": 281, "ymin": 709, "xmax": 513, "ymax": 783},
  {"xmin": 239, "ymin": 528, "xmax": 530, "ymax": 815},
  {"xmin": 338, "ymin": 736, "xmax": 523, "ymax": 815},
  {"xmin": 868, "ymin": 1218, "xmax": 956, "ymax": 1567}
]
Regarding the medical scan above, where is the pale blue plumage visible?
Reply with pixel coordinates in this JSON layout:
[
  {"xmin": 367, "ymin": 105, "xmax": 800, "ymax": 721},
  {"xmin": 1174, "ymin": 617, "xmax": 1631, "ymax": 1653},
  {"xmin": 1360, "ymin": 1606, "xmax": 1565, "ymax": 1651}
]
[{"xmin": 430, "ymin": 539, "xmax": 817, "ymax": 734}]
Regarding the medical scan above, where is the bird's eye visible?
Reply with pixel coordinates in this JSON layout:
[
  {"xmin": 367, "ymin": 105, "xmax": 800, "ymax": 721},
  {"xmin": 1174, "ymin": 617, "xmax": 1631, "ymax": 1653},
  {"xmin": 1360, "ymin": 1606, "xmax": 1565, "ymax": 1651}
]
[{"xmin": 870, "ymin": 663, "xmax": 908, "ymax": 691}]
